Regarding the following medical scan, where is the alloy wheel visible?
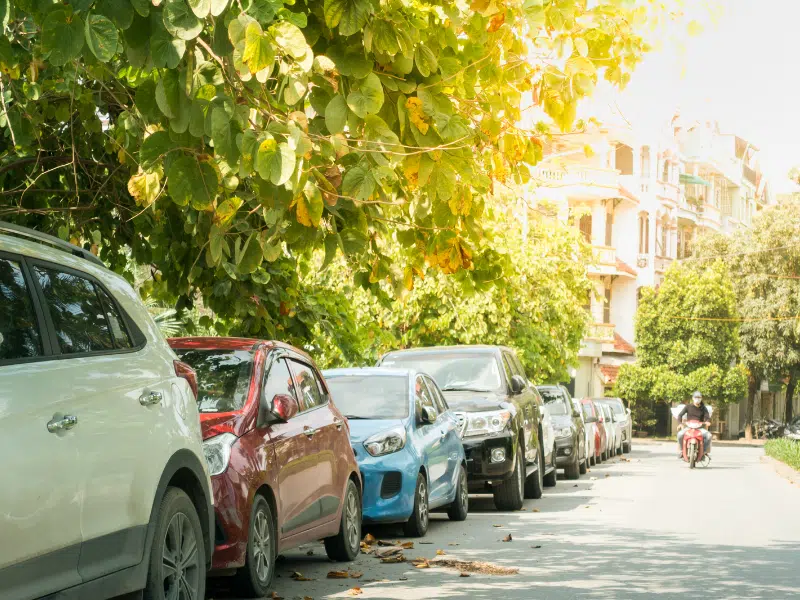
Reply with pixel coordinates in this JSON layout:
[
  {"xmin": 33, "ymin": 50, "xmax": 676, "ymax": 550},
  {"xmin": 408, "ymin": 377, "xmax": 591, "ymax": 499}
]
[
  {"xmin": 418, "ymin": 480, "xmax": 429, "ymax": 530},
  {"xmin": 162, "ymin": 512, "xmax": 200, "ymax": 600},
  {"xmin": 459, "ymin": 469, "xmax": 468, "ymax": 510},
  {"xmin": 251, "ymin": 508, "xmax": 272, "ymax": 583},
  {"xmin": 345, "ymin": 488, "xmax": 360, "ymax": 552},
  {"xmin": 516, "ymin": 448, "xmax": 525, "ymax": 498}
]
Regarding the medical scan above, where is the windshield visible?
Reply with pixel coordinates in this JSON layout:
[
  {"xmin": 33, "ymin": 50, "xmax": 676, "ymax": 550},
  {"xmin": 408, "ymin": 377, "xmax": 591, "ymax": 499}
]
[
  {"xmin": 539, "ymin": 388, "xmax": 569, "ymax": 416},
  {"xmin": 581, "ymin": 403, "xmax": 594, "ymax": 420},
  {"xmin": 609, "ymin": 400, "xmax": 626, "ymax": 416},
  {"xmin": 326, "ymin": 375, "xmax": 409, "ymax": 419},
  {"xmin": 380, "ymin": 352, "xmax": 502, "ymax": 393},
  {"xmin": 175, "ymin": 349, "xmax": 254, "ymax": 413}
]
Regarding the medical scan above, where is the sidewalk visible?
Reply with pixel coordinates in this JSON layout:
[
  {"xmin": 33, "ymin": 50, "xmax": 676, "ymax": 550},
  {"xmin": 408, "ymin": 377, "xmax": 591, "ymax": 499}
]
[{"xmin": 634, "ymin": 437, "xmax": 766, "ymax": 448}]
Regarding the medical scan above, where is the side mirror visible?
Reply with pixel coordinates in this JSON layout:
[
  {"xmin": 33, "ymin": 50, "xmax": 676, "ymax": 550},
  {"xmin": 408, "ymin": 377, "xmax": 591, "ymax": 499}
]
[
  {"xmin": 267, "ymin": 393, "xmax": 298, "ymax": 424},
  {"xmin": 420, "ymin": 406, "xmax": 437, "ymax": 425},
  {"xmin": 510, "ymin": 375, "xmax": 526, "ymax": 395}
]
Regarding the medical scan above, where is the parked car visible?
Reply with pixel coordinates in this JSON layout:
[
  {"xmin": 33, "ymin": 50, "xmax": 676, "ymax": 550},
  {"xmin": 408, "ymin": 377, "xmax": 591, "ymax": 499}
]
[
  {"xmin": 579, "ymin": 399, "xmax": 604, "ymax": 465},
  {"xmin": 594, "ymin": 397, "xmax": 632, "ymax": 453},
  {"xmin": 537, "ymin": 385, "xmax": 587, "ymax": 479},
  {"xmin": 573, "ymin": 399, "xmax": 595, "ymax": 469},
  {"xmin": 170, "ymin": 337, "xmax": 362, "ymax": 597},
  {"xmin": 323, "ymin": 368, "xmax": 468, "ymax": 537},
  {"xmin": 378, "ymin": 345, "xmax": 553, "ymax": 511},
  {"xmin": 0, "ymin": 222, "xmax": 214, "ymax": 600},
  {"xmin": 598, "ymin": 402, "xmax": 620, "ymax": 459},
  {"xmin": 538, "ymin": 386, "xmax": 558, "ymax": 487}
]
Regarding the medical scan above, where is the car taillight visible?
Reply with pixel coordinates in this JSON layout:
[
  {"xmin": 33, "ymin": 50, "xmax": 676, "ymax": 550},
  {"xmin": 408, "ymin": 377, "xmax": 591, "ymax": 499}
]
[{"xmin": 174, "ymin": 360, "xmax": 198, "ymax": 399}]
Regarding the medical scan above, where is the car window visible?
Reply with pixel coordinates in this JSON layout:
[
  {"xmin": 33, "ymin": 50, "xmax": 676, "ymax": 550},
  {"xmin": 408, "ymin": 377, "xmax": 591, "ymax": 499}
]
[
  {"xmin": 96, "ymin": 286, "xmax": 133, "ymax": 349},
  {"xmin": 610, "ymin": 399, "xmax": 626, "ymax": 416},
  {"xmin": 581, "ymin": 403, "xmax": 594, "ymax": 420},
  {"xmin": 381, "ymin": 352, "xmax": 503, "ymax": 393},
  {"xmin": 426, "ymin": 376, "xmax": 448, "ymax": 414},
  {"xmin": 0, "ymin": 258, "xmax": 42, "ymax": 360},
  {"xmin": 263, "ymin": 357, "xmax": 297, "ymax": 408},
  {"xmin": 325, "ymin": 375, "xmax": 409, "ymax": 419},
  {"xmin": 500, "ymin": 353, "xmax": 515, "ymax": 387},
  {"xmin": 175, "ymin": 348, "xmax": 254, "ymax": 413},
  {"xmin": 539, "ymin": 387, "xmax": 568, "ymax": 415},
  {"xmin": 415, "ymin": 376, "xmax": 438, "ymax": 420},
  {"xmin": 34, "ymin": 265, "xmax": 115, "ymax": 354},
  {"xmin": 288, "ymin": 359, "xmax": 326, "ymax": 412},
  {"xmin": 511, "ymin": 354, "xmax": 527, "ymax": 379}
]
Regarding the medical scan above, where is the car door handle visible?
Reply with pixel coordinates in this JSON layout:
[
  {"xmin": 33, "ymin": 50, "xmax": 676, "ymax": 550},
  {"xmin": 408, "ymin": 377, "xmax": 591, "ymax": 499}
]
[
  {"xmin": 47, "ymin": 414, "xmax": 78, "ymax": 433},
  {"xmin": 303, "ymin": 426, "xmax": 316, "ymax": 438},
  {"xmin": 334, "ymin": 418, "xmax": 344, "ymax": 431},
  {"xmin": 139, "ymin": 391, "xmax": 163, "ymax": 406}
]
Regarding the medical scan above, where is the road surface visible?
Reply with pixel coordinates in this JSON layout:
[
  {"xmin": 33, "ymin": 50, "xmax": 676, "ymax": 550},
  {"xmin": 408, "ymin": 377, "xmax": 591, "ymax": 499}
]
[{"xmin": 209, "ymin": 443, "xmax": 800, "ymax": 599}]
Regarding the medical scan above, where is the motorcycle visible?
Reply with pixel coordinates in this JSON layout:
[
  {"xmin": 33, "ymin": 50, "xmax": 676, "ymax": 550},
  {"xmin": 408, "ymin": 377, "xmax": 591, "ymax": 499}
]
[{"xmin": 681, "ymin": 420, "xmax": 710, "ymax": 469}]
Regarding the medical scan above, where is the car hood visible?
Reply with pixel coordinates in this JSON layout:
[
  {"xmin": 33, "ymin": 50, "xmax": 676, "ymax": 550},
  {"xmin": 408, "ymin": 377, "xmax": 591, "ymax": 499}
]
[
  {"xmin": 550, "ymin": 414, "xmax": 573, "ymax": 429},
  {"xmin": 441, "ymin": 390, "xmax": 510, "ymax": 413},
  {"xmin": 347, "ymin": 419, "xmax": 407, "ymax": 444}
]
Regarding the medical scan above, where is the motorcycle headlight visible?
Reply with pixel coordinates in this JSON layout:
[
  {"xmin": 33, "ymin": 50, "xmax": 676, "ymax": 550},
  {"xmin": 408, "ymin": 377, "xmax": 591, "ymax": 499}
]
[
  {"xmin": 556, "ymin": 427, "xmax": 573, "ymax": 438},
  {"xmin": 203, "ymin": 433, "xmax": 237, "ymax": 476},
  {"xmin": 463, "ymin": 410, "xmax": 512, "ymax": 438},
  {"xmin": 364, "ymin": 427, "xmax": 407, "ymax": 457}
]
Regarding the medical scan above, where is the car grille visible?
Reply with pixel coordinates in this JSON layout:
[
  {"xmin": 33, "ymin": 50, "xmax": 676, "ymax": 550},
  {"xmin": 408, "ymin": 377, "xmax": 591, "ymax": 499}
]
[{"xmin": 380, "ymin": 472, "xmax": 402, "ymax": 498}]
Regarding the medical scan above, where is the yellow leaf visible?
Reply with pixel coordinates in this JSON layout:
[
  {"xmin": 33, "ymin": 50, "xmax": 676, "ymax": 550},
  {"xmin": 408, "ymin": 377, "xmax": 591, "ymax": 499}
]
[
  {"xmin": 405, "ymin": 97, "xmax": 429, "ymax": 134},
  {"xmin": 687, "ymin": 20, "xmax": 703, "ymax": 37},
  {"xmin": 127, "ymin": 168, "xmax": 162, "ymax": 207},
  {"xmin": 583, "ymin": 144, "xmax": 595, "ymax": 158},
  {"xmin": 403, "ymin": 266, "xmax": 414, "ymax": 291},
  {"xmin": 403, "ymin": 154, "xmax": 420, "ymax": 189},
  {"xmin": 487, "ymin": 12, "xmax": 505, "ymax": 32}
]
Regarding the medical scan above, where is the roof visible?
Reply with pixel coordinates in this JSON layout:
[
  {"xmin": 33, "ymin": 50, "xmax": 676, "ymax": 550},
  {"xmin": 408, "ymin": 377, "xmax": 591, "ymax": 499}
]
[
  {"xmin": 616, "ymin": 259, "xmax": 637, "ymax": 277},
  {"xmin": 323, "ymin": 367, "xmax": 414, "ymax": 379},
  {"xmin": 599, "ymin": 365, "xmax": 619, "ymax": 385},
  {"xmin": 613, "ymin": 333, "xmax": 635, "ymax": 355},
  {"xmin": 0, "ymin": 221, "xmax": 105, "ymax": 267}
]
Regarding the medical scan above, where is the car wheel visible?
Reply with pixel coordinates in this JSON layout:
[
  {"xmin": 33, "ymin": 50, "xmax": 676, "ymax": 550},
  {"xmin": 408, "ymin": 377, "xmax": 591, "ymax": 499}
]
[
  {"xmin": 324, "ymin": 480, "xmax": 361, "ymax": 561},
  {"xmin": 624, "ymin": 440, "xmax": 632, "ymax": 454},
  {"xmin": 233, "ymin": 495, "xmax": 275, "ymax": 598},
  {"xmin": 447, "ymin": 465, "xmax": 469, "ymax": 521},
  {"xmin": 579, "ymin": 442, "xmax": 588, "ymax": 475},
  {"xmin": 403, "ymin": 473, "xmax": 430, "ymax": 536},
  {"xmin": 526, "ymin": 439, "xmax": 546, "ymax": 497},
  {"xmin": 495, "ymin": 443, "xmax": 525, "ymax": 510},
  {"xmin": 564, "ymin": 445, "xmax": 580, "ymax": 480},
  {"xmin": 143, "ymin": 487, "xmax": 206, "ymax": 600},
  {"xmin": 542, "ymin": 444, "xmax": 557, "ymax": 488}
]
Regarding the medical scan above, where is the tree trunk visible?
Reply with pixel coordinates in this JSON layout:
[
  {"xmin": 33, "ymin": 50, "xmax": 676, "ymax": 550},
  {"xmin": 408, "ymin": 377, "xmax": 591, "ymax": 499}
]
[
  {"xmin": 785, "ymin": 370, "xmax": 796, "ymax": 424},
  {"xmin": 744, "ymin": 374, "xmax": 757, "ymax": 441}
]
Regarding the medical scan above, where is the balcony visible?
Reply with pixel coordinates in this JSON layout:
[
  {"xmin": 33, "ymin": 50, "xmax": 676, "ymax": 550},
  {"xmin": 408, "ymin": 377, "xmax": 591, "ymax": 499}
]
[
  {"xmin": 654, "ymin": 256, "xmax": 673, "ymax": 273},
  {"xmin": 588, "ymin": 245, "xmax": 617, "ymax": 277},
  {"xmin": 533, "ymin": 165, "xmax": 619, "ymax": 200},
  {"xmin": 585, "ymin": 323, "xmax": 615, "ymax": 343},
  {"xmin": 656, "ymin": 181, "xmax": 680, "ymax": 205}
]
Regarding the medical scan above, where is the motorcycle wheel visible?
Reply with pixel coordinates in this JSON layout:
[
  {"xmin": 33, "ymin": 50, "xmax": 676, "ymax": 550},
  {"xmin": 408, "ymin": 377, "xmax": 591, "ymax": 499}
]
[{"xmin": 688, "ymin": 441, "xmax": 697, "ymax": 469}]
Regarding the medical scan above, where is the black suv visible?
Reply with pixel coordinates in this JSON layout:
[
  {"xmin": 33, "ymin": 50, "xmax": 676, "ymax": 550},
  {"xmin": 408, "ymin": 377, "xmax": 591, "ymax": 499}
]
[
  {"xmin": 537, "ymin": 385, "xmax": 587, "ymax": 479},
  {"xmin": 379, "ymin": 345, "xmax": 555, "ymax": 511}
]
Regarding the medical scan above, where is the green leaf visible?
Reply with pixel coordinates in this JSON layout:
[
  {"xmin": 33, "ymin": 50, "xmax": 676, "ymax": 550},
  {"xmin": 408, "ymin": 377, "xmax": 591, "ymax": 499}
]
[
  {"xmin": 210, "ymin": 0, "xmax": 228, "ymax": 16},
  {"xmin": 42, "ymin": 10, "xmax": 85, "ymax": 67},
  {"xmin": 283, "ymin": 73, "xmax": 306, "ymax": 105},
  {"xmin": 140, "ymin": 131, "xmax": 176, "ymax": 170},
  {"xmin": 260, "ymin": 236, "xmax": 282, "ymax": 261},
  {"xmin": 238, "ymin": 129, "xmax": 259, "ymax": 178},
  {"xmin": 523, "ymin": 0, "xmax": 545, "ymax": 28},
  {"xmin": 215, "ymin": 196, "xmax": 242, "ymax": 226},
  {"xmin": 209, "ymin": 225, "xmax": 224, "ymax": 263},
  {"xmin": 131, "ymin": 0, "xmax": 150, "ymax": 17},
  {"xmin": 163, "ymin": 0, "xmax": 203, "ymax": 40},
  {"xmin": 255, "ymin": 136, "xmax": 278, "ymax": 181},
  {"xmin": 324, "ymin": 94, "xmax": 348, "ymax": 134},
  {"xmin": 272, "ymin": 21, "xmax": 308, "ymax": 59},
  {"xmin": 363, "ymin": 114, "xmax": 400, "ymax": 158},
  {"xmin": 368, "ymin": 19, "xmax": 398, "ymax": 56},
  {"xmin": 342, "ymin": 164, "xmax": 375, "ymax": 201},
  {"xmin": 151, "ymin": 15, "xmax": 186, "ymax": 68},
  {"xmin": 187, "ymin": 0, "xmax": 211, "ymax": 18},
  {"xmin": 346, "ymin": 73, "xmax": 384, "ymax": 118},
  {"xmin": 242, "ymin": 22, "xmax": 275, "ymax": 73},
  {"xmin": 272, "ymin": 143, "xmax": 296, "ymax": 185},
  {"xmin": 156, "ymin": 71, "xmax": 181, "ymax": 118},
  {"xmin": 96, "ymin": 0, "xmax": 134, "ymax": 30},
  {"xmin": 575, "ymin": 37, "xmax": 588, "ymax": 58},
  {"xmin": 84, "ymin": 14, "xmax": 118, "ymax": 62},
  {"xmin": 211, "ymin": 106, "xmax": 236, "ymax": 162},
  {"xmin": 429, "ymin": 160, "xmax": 456, "ymax": 200},
  {"xmin": 328, "ymin": 45, "xmax": 372, "ymax": 78},
  {"xmin": 414, "ymin": 43, "xmax": 438, "ymax": 77},
  {"xmin": 324, "ymin": 0, "xmax": 370, "ymax": 37},
  {"xmin": 237, "ymin": 233, "xmax": 263, "ymax": 274},
  {"xmin": 167, "ymin": 155, "xmax": 219, "ymax": 208}
]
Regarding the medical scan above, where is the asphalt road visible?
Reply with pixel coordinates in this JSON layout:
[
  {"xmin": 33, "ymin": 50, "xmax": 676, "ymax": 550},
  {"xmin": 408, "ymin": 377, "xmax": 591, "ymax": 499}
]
[{"xmin": 209, "ymin": 443, "xmax": 800, "ymax": 600}]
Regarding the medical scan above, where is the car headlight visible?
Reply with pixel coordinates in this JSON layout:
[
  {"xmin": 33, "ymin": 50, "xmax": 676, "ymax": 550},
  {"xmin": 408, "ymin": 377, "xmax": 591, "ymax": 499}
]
[
  {"xmin": 203, "ymin": 433, "xmax": 237, "ymax": 476},
  {"xmin": 556, "ymin": 427, "xmax": 573, "ymax": 438},
  {"xmin": 364, "ymin": 427, "xmax": 407, "ymax": 457},
  {"xmin": 463, "ymin": 410, "xmax": 512, "ymax": 438}
]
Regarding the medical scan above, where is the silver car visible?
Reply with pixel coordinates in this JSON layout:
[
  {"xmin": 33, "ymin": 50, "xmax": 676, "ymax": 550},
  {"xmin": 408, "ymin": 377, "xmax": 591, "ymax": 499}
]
[{"xmin": 594, "ymin": 397, "xmax": 632, "ymax": 454}]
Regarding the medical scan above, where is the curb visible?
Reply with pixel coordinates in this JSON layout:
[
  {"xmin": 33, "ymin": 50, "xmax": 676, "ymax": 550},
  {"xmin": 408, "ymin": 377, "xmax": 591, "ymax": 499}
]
[{"xmin": 761, "ymin": 455, "xmax": 800, "ymax": 487}]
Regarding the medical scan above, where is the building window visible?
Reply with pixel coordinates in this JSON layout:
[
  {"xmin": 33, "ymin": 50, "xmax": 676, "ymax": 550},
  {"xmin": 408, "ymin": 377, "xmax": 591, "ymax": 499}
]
[
  {"xmin": 603, "ymin": 288, "xmax": 612, "ymax": 324},
  {"xmin": 615, "ymin": 144, "xmax": 634, "ymax": 175},
  {"xmin": 640, "ymin": 146, "xmax": 650, "ymax": 178},
  {"xmin": 605, "ymin": 210, "xmax": 613, "ymax": 246},
  {"xmin": 657, "ymin": 222, "xmax": 668, "ymax": 257},
  {"xmin": 638, "ymin": 214, "xmax": 649, "ymax": 254},
  {"xmin": 662, "ymin": 160, "xmax": 670, "ymax": 183},
  {"xmin": 579, "ymin": 214, "xmax": 592, "ymax": 243}
]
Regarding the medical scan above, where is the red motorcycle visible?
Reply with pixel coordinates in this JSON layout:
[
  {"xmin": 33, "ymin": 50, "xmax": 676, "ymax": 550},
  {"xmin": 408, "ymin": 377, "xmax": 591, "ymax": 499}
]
[{"xmin": 681, "ymin": 420, "xmax": 710, "ymax": 468}]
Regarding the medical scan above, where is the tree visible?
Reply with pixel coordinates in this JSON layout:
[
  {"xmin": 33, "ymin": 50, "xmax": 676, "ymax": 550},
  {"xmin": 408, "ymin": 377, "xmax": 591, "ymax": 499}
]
[
  {"xmin": 0, "ymin": 0, "xmax": 676, "ymax": 336},
  {"xmin": 614, "ymin": 260, "xmax": 747, "ymax": 415}
]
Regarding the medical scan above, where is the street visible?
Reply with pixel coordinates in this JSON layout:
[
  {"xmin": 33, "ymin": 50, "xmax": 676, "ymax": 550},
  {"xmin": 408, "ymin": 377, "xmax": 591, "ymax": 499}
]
[{"xmin": 211, "ymin": 443, "xmax": 800, "ymax": 600}]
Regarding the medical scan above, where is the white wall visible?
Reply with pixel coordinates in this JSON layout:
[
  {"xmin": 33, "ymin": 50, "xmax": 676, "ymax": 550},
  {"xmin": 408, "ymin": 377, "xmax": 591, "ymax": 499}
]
[{"xmin": 611, "ymin": 277, "xmax": 638, "ymax": 343}]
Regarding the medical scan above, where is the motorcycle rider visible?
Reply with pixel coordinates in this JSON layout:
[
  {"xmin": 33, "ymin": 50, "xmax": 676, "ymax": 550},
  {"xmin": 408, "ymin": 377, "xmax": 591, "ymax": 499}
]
[{"xmin": 676, "ymin": 391, "xmax": 712, "ymax": 458}]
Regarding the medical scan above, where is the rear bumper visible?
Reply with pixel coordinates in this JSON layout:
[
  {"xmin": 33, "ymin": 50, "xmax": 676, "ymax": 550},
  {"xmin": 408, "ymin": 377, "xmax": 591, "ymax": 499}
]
[
  {"xmin": 462, "ymin": 431, "xmax": 516, "ymax": 490},
  {"xmin": 209, "ymin": 472, "xmax": 248, "ymax": 571}
]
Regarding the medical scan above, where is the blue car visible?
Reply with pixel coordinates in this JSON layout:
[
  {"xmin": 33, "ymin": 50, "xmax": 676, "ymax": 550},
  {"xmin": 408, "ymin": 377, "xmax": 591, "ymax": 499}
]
[{"xmin": 323, "ymin": 367, "xmax": 469, "ymax": 537}]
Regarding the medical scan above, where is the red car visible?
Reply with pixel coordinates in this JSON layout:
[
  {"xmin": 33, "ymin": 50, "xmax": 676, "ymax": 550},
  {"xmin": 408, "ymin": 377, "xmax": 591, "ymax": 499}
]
[
  {"xmin": 169, "ymin": 337, "xmax": 362, "ymax": 597},
  {"xmin": 580, "ymin": 399, "xmax": 607, "ymax": 464}
]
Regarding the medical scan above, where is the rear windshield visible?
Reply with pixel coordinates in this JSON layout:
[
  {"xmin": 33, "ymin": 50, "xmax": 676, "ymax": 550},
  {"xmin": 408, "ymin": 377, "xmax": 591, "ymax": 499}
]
[
  {"xmin": 581, "ymin": 403, "xmax": 594, "ymax": 420},
  {"xmin": 539, "ymin": 388, "xmax": 568, "ymax": 416},
  {"xmin": 175, "ymin": 349, "xmax": 254, "ymax": 413},
  {"xmin": 380, "ymin": 352, "xmax": 502, "ymax": 393},
  {"xmin": 326, "ymin": 375, "xmax": 409, "ymax": 419},
  {"xmin": 596, "ymin": 399, "xmax": 625, "ymax": 416}
]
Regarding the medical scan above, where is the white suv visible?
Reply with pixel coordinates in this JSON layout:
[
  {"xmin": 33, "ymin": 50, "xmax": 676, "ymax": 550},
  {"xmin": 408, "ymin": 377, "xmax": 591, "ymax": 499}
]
[{"xmin": 0, "ymin": 222, "xmax": 213, "ymax": 600}]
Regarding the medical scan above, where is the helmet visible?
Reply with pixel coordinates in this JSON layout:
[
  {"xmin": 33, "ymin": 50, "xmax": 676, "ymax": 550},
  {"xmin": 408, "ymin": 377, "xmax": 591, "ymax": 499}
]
[{"xmin": 692, "ymin": 391, "xmax": 702, "ymax": 404}]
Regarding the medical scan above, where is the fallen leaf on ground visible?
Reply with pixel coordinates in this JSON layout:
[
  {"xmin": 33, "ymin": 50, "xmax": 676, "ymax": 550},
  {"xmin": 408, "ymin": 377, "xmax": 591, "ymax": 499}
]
[
  {"xmin": 519, "ymin": 508, "xmax": 527, "ymax": 511},
  {"xmin": 269, "ymin": 593, "xmax": 283, "ymax": 600},
  {"xmin": 363, "ymin": 533, "xmax": 377, "ymax": 545},
  {"xmin": 605, "ymin": 474, "xmax": 610, "ymax": 478},
  {"xmin": 359, "ymin": 543, "xmax": 374, "ymax": 554},
  {"xmin": 348, "ymin": 588, "xmax": 363, "ymax": 597},
  {"xmin": 399, "ymin": 541, "xmax": 414, "ymax": 549},
  {"xmin": 460, "ymin": 572, "xmax": 471, "ymax": 577},
  {"xmin": 532, "ymin": 508, "xmax": 540, "ymax": 513},
  {"xmin": 399, "ymin": 576, "xmax": 408, "ymax": 581},
  {"xmin": 303, "ymin": 597, "xmax": 312, "ymax": 600},
  {"xmin": 492, "ymin": 524, "xmax": 503, "ymax": 528},
  {"xmin": 350, "ymin": 572, "xmax": 363, "ymax": 578},
  {"xmin": 411, "ymin": 558, "xmax": 430, "ymax": 569},
  {"xmin": 375, "ymin": 546, "xmax": 403, "ymax": 558},
  {"xmin": 573, "ymin": 484, "xmax": 578, "ymax": 488},
  {"xmin": 532, "ymin": 545, "xmax": 542, "ymax": 549},
  {"xmin": 380, "ymin": 555, "xmax": 406, "ymax": 564},
  {"xmin": 290, "ymin": 571, "xmax": 314, "ymax": 581},
  {"xmin": 377, "ymin": 540, "xmax": 394, "ymax": 547},
  {"xmin": 431, "ymin": 558, "xmax": 519, "ymax": 576},
  {"xmin": 502, "ymin": 534, "xmax": 512, "ymax": 542},
  {"xmin": 448, "ymin": 543, "xmax": 459, "ymax": 546},
  {"xmin": 436, "ymin": 549, "xmax": 447, "ymax": 556},
  {"xmin": 590, "ymin": 477, "xmax": 597, "ymax": 481},
  {"xmin": 419, "ymin": 541, "xmax": 434, "ymax": 544},
  {"xmin": 327, "ymin": 571, "xmax": 350, "ymax": 579}
]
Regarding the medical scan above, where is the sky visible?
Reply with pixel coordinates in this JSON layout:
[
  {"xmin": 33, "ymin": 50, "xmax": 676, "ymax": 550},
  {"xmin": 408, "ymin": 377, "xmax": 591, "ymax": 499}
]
[{"xmin": 588, "ymin": 0, "xmax": 800, "ymax": 193}]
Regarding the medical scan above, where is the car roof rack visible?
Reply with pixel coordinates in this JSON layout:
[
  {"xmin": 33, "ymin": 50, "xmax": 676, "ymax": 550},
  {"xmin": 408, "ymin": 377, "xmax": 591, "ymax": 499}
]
[{"xmin": 0, "ymin": 221, "xmax": 106, "ymax": 268}]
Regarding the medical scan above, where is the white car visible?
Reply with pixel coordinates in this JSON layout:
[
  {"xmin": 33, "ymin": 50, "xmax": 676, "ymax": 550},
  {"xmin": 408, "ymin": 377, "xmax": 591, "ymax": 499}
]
[
  {"xmin": 600, "ymin": 402, "xmax": 623, "ymax": 458},
  {"xmin": 0, "ymin": 222, "xmax": 213, "ymax": 600},
  {"xmin": 573, "ymin": 399, "xmax": 595, "ymax": 467}
]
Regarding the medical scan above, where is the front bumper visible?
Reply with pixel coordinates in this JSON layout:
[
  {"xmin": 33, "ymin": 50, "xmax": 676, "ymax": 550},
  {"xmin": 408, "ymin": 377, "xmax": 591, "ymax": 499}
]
[
  {"xmin": 555, "ymin": 435, "xmax": 577, "ymax": 467},
  {"xmin": 462, "ymin": 430, "xmax": 516, "ymax": 490},
  {"xmin": 352, "ymin": 444, "xmax": 418, "ymax": 524}
]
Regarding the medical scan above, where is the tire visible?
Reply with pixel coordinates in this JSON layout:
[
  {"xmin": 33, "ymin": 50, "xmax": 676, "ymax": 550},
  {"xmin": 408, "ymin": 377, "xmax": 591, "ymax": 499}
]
[
  {"xmin": 233, "ymin": 495, "xmax": 275, "ymax": 598},
  {"xmin": 623, "ymin": 440, "xmax": 632, "ymax": 454},
  {"xmin": 688, "ymin": 441, "xmax": 697, "ymax": 469},
  {"xmin": 447, "ymin": 466, "xmax": 469, "ymax": 521},
  {"xmin": 527, "ymin": 440, "xmax": 546, "ymax": 497},
  {"xmin": 542, "ymin": 445, "xmax": 557, "ymax": 488},
  {"xmin": 564, "ymin": 446, "xmax": 580, "ymax": 480},
  {"xmin": 143, "ymin": 487, "xmax": 206, "ymax": 600},
  {"xmin": 325, "ymin": 480, "xmax": 361, "ymax": 560},
  {"xmin": 495, "ymin": 443, "xmax": 525, "ymax": 510},
  {"xmin": 403, "ymin": 474, "xmax": 430, "ymax": 537},
  {"xmin": 579, "ymin": 442, "xmax": 588, "ymax": 475}
]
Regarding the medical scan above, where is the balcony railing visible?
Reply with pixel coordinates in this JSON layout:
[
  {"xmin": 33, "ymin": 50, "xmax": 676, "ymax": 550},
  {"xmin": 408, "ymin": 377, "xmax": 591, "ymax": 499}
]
[
  {"xmin": 593, "ymin": 245, "xmax": 616, "ymax": 266},
  {"xmin": 585, "ymin": 323, "xmax": 615, "ymax": 343},
  {"xmin": 534, "ymin": 165, "xmax": 619, "ymax": 189},
  {"xmin": 654, "ymin": 256, "xmax": 673, "ymax": 273}
]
